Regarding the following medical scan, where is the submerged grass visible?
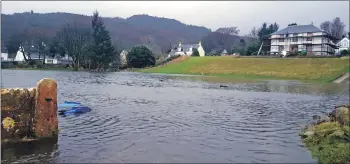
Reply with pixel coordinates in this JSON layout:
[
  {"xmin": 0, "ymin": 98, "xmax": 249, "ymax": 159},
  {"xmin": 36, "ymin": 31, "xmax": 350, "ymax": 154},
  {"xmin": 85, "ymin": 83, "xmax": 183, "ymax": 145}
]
[{"xmin": 141, "ymin": 57, "xmax": 350, "ymax": 83}]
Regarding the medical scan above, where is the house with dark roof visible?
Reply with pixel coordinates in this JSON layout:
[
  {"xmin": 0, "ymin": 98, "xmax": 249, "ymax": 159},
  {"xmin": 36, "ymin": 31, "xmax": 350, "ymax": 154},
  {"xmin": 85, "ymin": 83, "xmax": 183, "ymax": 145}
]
[
  {"xmin": 269, "ymin": 24, "xmax": 337, "ymax": 56},
  {"xmin": 168, "ymin": 41, "xmax": 205, "ymax": 57}
]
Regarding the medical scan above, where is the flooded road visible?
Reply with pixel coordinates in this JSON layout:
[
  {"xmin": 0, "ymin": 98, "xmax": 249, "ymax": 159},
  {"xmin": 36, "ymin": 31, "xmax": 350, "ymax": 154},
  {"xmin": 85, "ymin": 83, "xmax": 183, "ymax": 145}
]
[{"xmin": 1, "ymin": 70, "xmax": 349, "ymax": 163}]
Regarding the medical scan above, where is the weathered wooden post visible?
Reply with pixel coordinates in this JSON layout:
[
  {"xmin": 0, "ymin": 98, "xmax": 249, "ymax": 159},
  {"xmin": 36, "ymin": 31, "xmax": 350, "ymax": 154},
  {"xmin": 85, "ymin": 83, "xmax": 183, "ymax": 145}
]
[{"xmin": 1, "ymin": 78, "xmax": 58, "ymax": 143}]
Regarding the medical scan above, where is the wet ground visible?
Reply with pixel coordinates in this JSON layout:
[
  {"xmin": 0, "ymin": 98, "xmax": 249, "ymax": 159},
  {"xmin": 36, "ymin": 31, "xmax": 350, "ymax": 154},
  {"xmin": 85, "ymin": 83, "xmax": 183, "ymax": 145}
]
[{"xmin": 1, "ymin": 70, "xmax": 349, "ymax": 163}]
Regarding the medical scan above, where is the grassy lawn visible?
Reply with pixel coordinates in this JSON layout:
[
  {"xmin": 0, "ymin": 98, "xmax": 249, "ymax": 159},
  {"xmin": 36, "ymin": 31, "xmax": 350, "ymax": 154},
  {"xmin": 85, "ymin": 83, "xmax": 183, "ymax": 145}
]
[{"xmin": 141, "ymin": 56, "xmax": 350, "ymax": 83}]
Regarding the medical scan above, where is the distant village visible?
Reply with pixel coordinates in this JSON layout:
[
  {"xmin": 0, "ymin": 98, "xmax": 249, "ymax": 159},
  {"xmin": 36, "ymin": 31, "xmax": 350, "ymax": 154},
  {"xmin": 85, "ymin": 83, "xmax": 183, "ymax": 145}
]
[{"xmin": 3, "ymin": 24, "xmax": 349, "ymax": 65}]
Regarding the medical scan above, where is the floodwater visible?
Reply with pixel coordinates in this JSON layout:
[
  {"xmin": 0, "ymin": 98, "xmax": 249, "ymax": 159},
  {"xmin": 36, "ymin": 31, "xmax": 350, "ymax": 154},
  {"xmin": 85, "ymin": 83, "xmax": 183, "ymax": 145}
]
[{"xmin": 1, "ymin": 70, "xmax": 349, "ymax": 163}]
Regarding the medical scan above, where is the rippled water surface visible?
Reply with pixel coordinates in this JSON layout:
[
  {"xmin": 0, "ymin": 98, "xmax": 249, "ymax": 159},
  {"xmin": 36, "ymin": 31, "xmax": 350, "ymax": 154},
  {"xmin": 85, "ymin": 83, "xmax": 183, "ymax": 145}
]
[{"xmin": 1, "ymin": 70, "xmax": 349, "ymax": 163}]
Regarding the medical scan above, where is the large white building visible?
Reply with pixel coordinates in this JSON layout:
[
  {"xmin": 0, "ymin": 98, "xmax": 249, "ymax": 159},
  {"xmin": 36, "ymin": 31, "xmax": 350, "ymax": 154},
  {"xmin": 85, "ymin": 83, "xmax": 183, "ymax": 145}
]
[{"xmin": 270, "ymin": 24, "xmax": 337, "ymax": 56}]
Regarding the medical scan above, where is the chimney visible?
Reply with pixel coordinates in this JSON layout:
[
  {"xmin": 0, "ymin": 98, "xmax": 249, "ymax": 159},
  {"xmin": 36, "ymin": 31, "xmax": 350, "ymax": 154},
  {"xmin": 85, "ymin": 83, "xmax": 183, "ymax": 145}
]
[{"xmin": 177, "ymin": 41, "xmax": 182, "ymax": 52}]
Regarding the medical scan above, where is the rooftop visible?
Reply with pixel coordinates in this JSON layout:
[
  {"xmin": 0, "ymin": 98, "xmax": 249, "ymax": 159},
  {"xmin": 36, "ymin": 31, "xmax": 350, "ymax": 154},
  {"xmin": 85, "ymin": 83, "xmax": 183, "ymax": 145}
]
[
  {"xmin": 271, "ymin": 24, "xmax": 324, "ymax": 35},
  {"xmin": 180, "ymin": 44, "xmax": 200, "ymax": 51}
]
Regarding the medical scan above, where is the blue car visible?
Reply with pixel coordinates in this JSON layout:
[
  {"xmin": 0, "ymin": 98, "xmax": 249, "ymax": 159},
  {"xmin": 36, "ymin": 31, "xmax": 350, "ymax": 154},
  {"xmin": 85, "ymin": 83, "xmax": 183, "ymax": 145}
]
[{"xmin": 58, "ymin": 101, "xmax": 91, "ymax": 115}]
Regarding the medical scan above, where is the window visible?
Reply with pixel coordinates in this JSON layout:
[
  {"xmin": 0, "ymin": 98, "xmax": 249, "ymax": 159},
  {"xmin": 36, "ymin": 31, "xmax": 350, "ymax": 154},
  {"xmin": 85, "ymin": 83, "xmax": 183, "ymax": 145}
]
[
  {"xmin": 279, "ymin": 34, "xmax": 284, "ymax": 38},
  {"xmin": 307, "ymin": 32, "xmax": 313, "ymax": 36},
  {"xmin": 278, "ymin": 46, "xmax": 284, "ymax": 51},
  {"xmin": 306, "ymin": 45, "xmax": 312, "ymax": 52},
  {"xmin": 292, "ymin": 37, "xmax": 298, "ymax": 42},
  {"xmin": 306, "ymin": 37, "xmax": 312, "ymax": 41},
  {"xmin": 279, "ymin": 38, "xmax": 284, "ymax": 42},
  {"xmin": 323, "ymin": 37, "xmax": 329, "ymax": 43}
]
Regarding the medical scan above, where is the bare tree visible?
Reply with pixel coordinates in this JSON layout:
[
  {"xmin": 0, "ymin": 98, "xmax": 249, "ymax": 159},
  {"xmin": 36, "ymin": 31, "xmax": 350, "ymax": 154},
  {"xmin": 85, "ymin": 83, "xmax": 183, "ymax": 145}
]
[
  {"xmin": 56, "ymin": 22, "xmax": 92, "ymax": 71},
  {"xmin": 20, "ymin": 27, "xmax": 41, "ymax": 61},
  {"xmin": 5, "ymin": 33, "xmax": 22, "ymax": 60},
  {"xmin": 320, "ymin": 21, "xmax": 332, "ymax": 34},
  {"xmin": 33, "ymin": 29, "xmax": 49, "ymax": 64},
  {"xmin": 201, "ymin": 31, "xmax": 241, "ymax": 53},
  {"xmin": 320, "ymin": 17, "xmax": 346, "ymax": 40},
  {"xmin": 331, "ymin": 17, "xmax": 346, "ymax": 40},
  {"xmin": 248, "ymin": 27, "xmax": 259, "ymax": 40},
  {"xmin": 215, "ymin": 27, "xmax": 240, "ymax": 36}
]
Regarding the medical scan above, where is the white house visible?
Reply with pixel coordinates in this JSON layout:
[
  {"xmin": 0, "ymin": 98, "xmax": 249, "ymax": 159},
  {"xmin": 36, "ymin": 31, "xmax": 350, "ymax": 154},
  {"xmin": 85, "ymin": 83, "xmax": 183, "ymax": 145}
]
[
  {"xmin": 1, "ymin": 53, "xmax": 8, "ymax": 61},
  {"xmin": 270, "ymin": 24, "xmax": 337, "ymax": 56},
  {"xmin": 221, "ymin": 49, "xmax": 228, "ymax": 56},
  {"xmin": 13, "ymin": 45, "xmax": 73, "ymax": 64},
  {"xmin": 168, "ymin": 41, "xmax": 205, "ymax": 57},
  {"xmin": 14, "ymin": 50, "xmax": 57, "ymax": 64},
  {"xmin": 1, "ymin": 46, "xmax": 10, "ymax": 61},
  {"xmin": 335, "ymin": 37, "xmax": 349, "ymax": 54}
]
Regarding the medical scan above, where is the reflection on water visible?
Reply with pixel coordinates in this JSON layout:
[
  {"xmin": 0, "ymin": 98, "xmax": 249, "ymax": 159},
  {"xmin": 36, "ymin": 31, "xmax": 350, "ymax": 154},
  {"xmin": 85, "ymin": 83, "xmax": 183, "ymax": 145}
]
[
  {"xmin": 1, "ymin": 70, "xmax": 348, "ymax": 163},
  {"xmin": 1, "ymin": 137, "xmax": 58, "ymax": 164}
]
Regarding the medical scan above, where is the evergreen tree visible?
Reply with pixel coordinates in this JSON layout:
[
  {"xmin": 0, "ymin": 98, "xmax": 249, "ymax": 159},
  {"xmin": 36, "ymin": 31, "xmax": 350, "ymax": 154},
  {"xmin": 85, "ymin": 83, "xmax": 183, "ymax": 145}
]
[
  {"xmin": 127, "ymin": 45, "xmax": 155, "ymax": 68},
  {"xmin": 232, "ymin": 40, "xmax": 246, "ymax": 56},
  {"xmin": 246, "ymin": 43, "xmax": 260, "ymax": 56},
  {"xmin": 91, "ymin": 11, "xmax": 115, "ymax": 70},
  {"xmin": 272, "ymin": 22, "xmax": 279, "ymax": 32},
  {"xmin": 258, "ymin": 22, "xmax": 279, "ymax": 41}
]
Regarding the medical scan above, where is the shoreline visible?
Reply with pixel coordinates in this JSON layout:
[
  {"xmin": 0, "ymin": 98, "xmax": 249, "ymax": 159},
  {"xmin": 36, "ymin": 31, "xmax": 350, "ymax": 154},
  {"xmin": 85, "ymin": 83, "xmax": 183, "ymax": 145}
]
[
  {"xmin": 4, "ymin": 67, "xmax": 348, "ymax": 84},
  {"xmin": 139, "ymin": 71, "xmax": 349, "ymax": 84},
  {"xmin": 333, "ymin": 72, "xmax": 350, "ymax": 83},
  {"xmin": 299, "ymin": 105, "xmax": 350, "ymax": 164}
]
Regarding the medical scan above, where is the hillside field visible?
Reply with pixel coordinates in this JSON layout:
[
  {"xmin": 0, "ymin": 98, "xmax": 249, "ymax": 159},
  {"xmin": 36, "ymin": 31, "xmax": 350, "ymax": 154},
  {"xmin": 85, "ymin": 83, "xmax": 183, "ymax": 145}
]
[{"xmin": 141, "ymin": 56, "xmax": 350, "ymax": 82}]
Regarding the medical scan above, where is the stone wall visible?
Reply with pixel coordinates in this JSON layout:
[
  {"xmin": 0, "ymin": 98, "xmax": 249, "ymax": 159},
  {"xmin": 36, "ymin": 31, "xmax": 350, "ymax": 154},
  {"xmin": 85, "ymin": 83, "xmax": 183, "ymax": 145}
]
[{"xmin": 1, "ymin": 78, "xmax": 58, "ymax": 143}]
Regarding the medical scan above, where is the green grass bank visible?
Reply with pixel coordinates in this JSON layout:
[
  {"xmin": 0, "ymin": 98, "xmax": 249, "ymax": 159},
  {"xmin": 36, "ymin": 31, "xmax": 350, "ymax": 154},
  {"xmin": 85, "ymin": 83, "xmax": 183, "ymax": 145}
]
[
  {"xmin": 299, "ymin": 105, "xmax": 350, "ymax": 164},
  {"xmin": 141, "ymin": 56, "xmax": 350, "ymax": 83}
]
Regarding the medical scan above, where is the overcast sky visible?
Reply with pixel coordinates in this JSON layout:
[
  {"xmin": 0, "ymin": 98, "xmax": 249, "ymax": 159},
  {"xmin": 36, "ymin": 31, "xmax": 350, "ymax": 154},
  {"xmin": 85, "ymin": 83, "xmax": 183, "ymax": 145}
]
[{"xmin": 2, "ymin": 1, "xmax": 349, "ymax": 35}]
